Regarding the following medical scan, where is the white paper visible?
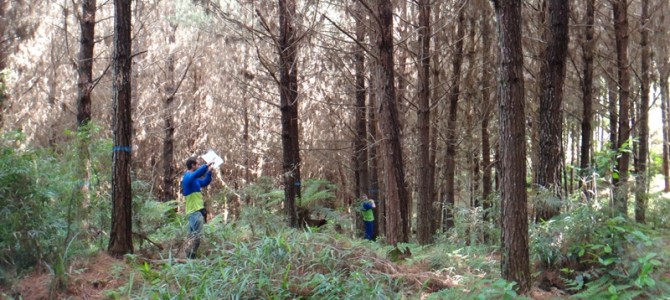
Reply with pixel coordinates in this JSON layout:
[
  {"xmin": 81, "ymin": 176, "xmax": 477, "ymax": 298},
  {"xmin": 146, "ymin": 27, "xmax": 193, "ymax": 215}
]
[{"xmin": 201, "ymin": 149, "xmax": 224, "ymax": 169}]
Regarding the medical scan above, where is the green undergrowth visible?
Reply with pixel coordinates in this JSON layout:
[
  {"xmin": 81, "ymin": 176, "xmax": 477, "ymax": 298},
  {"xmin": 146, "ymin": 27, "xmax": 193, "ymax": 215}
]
[
  {"xmin": 530, "ymin": 196, "xmax": 670, "ymax": 299},
  {"xmin": 123, "ymin": 229, "xmax": 397, "ymax": 299}
]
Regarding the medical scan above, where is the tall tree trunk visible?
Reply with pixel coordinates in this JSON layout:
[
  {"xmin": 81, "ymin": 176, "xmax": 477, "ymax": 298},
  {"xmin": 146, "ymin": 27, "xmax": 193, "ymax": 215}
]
[
  {"xmin": 242, "ymin": 46, "xmax": 252, "ymax": 204},
  {"xmin": 368, "ymin": 88, "xmax": 382, "ymax": 236},
  {"xmin": 416, "ymin": 0, "xmax": 432, "ymax": 245},
  {"xmin": 429, "ymin": 1, "xmax": 444, "ymax": 236},
  {"xmin": 608, "ymin": 65, "xmax": 618, "ymax": 154},
  {"xmin": 580, "ymin": 0, "xmax": 594, "ymax": 190},
  {"xmin": 353, "ymin": 1, "xmax": 369, "ymax": 201},
  {"xmin": 75, "ymin": 0, "xmax": 96, "ymax": 209},
  {"xmin": 0, "ymin": 0, "xmax": 6, "ymax": 130},
  {"xmin": 443, "ymin": 6, "xmax": 465, "ymax": 232},
  {"xmin": 635, "ymin": 0, "xmax": 650, "ymax": 223},
  {"xmin": 160, "ymin": 22, "xmax": 177, "ymax": 203},
  {"xmin": 612, "ymin": 0, "xmax": 631, "ymax": 217},
  {"xmin": 108, "ymin": 0, "xmax": 133, "ymax": 257},
  {"xmin": 278, "ymin": 0, "xmax": 302, "ymax": 228},
  {"xmin": 376, "ymin": 0, "xmax": 410, "ymax": 245},
  {"xmin": 480, "ymin": 2, "xmax": 494, "ymax": 223},
  {"xmin": 492, "ymin": 0, "xmax": 530, "ymax": 293},
  {"xmin": 76, "ymin": 0, "xmax": 96, "ymax": 129},
  {"xmin": 535, "ymin": 0, "xmax": 569, "ymax": 222},
  {"xmin": 465, "ymin": 15, "xmax": 478, "ymax": 209},
  {"xmin": 657, "ymin": 0, "xmax": 670, "ymax": 192},
  {"xmin": 367, "ymin": 5, "xmax": 382, "ymax": 237},
  {"xmin": 662, "ymin": 77, "xmax": 670, "ymax": 192},
  {"xmin": 352, "ymin": 1, "xmax": 369, "ymax": 237}
]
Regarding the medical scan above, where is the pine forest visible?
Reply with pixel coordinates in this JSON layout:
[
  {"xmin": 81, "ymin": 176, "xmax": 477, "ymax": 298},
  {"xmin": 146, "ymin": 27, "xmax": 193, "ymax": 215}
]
[{"xmin": 1, "ymin": 0, "xmax": 670, "ymax": 298}]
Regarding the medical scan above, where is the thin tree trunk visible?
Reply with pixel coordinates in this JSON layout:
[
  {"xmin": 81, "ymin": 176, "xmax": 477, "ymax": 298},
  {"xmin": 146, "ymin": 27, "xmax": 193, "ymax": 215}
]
[
  {"xmin": 443, "ymin": 6, "xmax": 465, "ymax": 232},
  {"xmin": 76, "ymin": 0, "xmax": 96, "ymax": 129},
  {"xmin": 75, "ymin": 0, "xmax": 96, "ymax": 209},
  {"xmin": 278, "ymin": 0, "xmax": 301, "ymax": 228},
  {"xmin": 492, "ymin": 0, "xmax": 531, "ymax": 293},
  {"xmin": 656, "ymin": 0, "xmax": 670, "ymax": 192},
  {"xmin": 416, "ymin": 0, "xmax": 432, "ymax": 245},
  {"xmin": 535, "ymin": 0, "xmax": 569, "ymax": 222},
  {"xmin": 0, "ymin": 0, "xmax": 6, "ymax": 129},
  {"xmin": 662, "ymin": 77, "xmax": 670, "ymax": 192},
  {"xmin": 612, "ymin": 0, "xmax": 631, "ymax": 217},
  {"xmin": 353, "ymin": 0, "xmax": 369, "ymax": 200},
  {"xmin": 108, "ymin": 0, "xmax": 133, "ymax": 257},
  {"xmin": 366, "ymin": 4, "xmax": 382, "ymax": 238},
  {"xmin": 352, "ymin": 1, "xmax": 369, "ymax": 237},
  {"xmin": 376, "ymin": 0, "xmax": 410, "ymax": 245},
  {"xmin": 368, "ymin": 87, "xmax": 382, "ymax": 237},
  {"xmin": 608, "ymin": 66, "xmax": 618, "ymax": 154},
  {"xmin": 429, "ymin": 0, "xmax": 445, "ymax": 237},
  {"xmin": 160, "ymin": 22, "xmax": 177, "ymax": 203},
  {"xmin": 635, "ymin": 0, "xmax": 650, "ymax": 223},
  {"xmin": 580, "ymin": 0, "xmax": 594, "ymax": 188},
  {"xmin": 465, "ymin": 15, "xmax": 478, "ymax": 209},
  {"xmin": 481, "ymin": 3, "xmax": 494, "ymax": 223}
]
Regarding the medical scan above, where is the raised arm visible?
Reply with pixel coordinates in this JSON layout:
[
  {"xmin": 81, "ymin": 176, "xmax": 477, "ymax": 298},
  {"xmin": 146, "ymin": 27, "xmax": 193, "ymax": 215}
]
[
  {"xmin": 197, "ymin": 169, "xmax": 213, "ymax": 187},
  {"xmin": 183, "ymin": 164, "xmax": 209, "ymax": 186},
  {"xmin": 362, "ymin": 201, "xmax": 374, "ymax": 210}
]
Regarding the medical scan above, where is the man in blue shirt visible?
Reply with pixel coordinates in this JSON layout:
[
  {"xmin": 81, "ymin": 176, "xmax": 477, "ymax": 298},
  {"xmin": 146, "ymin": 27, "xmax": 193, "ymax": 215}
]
[
  {"xmin": 360, "ymin": 194, "xmax": 376, "ymax": 240},
  {"xmin": 182, "ymin": 157, "xmax": 213, "ymax": 258}
]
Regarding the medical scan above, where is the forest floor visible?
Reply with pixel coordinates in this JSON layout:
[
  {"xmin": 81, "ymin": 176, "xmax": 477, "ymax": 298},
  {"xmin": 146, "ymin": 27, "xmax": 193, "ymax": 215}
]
[
  {"xmin": 6, "ymin": 178, "xmax": 670, "ymax": 299},
  {"xmin": 7, "ymin": 252, "xmax": 132, "ymax": 300},
  {"xmin": 4, "ymin": 250, "xmax": 570, "ymax": 300}
]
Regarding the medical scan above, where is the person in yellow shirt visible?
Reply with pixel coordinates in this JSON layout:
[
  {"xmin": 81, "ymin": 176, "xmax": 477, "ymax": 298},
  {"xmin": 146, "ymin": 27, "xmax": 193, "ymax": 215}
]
[
  {"xmin": 181, "ymin": 157, "xmax": 213, "ymax": 258},
  {"xmin": 360, "ymin": 194, "xmax": 376, "ymax": 240}
]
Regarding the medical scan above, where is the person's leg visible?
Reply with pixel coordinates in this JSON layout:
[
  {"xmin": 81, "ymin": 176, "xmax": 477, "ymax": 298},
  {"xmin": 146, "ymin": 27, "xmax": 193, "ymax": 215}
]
[
  {"xmin": 364, "ymin": 221, "xmax": 374, "ymax": 240},
  {"xmin": 187, "ymin": 211, "xmax": 204, "ymax": 258}
]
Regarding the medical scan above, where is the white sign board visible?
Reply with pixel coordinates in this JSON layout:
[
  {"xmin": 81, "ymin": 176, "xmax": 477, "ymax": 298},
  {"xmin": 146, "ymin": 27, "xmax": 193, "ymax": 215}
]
[{"xmin": 201, "ymin": 149, "xmax": 224, "ymax": 169}]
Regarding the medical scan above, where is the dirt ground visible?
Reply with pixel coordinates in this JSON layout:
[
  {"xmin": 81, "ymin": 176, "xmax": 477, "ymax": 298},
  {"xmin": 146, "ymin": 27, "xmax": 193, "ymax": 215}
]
[{"xmin": 5, "ymin": 253, "xmax": 130, "ymax": 300}]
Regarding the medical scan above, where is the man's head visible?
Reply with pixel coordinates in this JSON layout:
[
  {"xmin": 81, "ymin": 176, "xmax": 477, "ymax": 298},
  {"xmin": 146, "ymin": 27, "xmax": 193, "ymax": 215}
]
[
  {"xmin": 185, "ymin": 157, "xmax": 199, "ymax": 171},
  {"xmin": 361, "ymin": 194, "xmax": 368, "ymax": 200}
]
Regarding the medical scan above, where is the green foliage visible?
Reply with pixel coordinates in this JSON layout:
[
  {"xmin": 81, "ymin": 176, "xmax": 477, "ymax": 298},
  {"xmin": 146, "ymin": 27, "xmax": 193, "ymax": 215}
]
[
  {"xmin": 0, "ymin": 131, "xmax": 75, "ymax": 274},
  {"xmin": 447, "ymin": 199, "xmax": 501, "ymax": 247},
  {"xmin": 425, "ymin": 278, "xmax": 527, "ymax": 300},
  {"xmin": 0, "ymin": 126, "xmax": 113, "ymax": 289},
  {"xmin": 531, "ymin": 200, "xmax": 670, "ymax": 298},
  {"xmin": 129, "ymin": 220, "xmax": 398, "ymax": 299},
  {"xmin": 646, "ymin": 191, "xmax": 670, "ymax": 229}
]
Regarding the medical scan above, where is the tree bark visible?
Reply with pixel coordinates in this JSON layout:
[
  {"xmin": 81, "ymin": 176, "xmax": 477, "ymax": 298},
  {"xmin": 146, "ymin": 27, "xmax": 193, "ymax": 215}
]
[
  {"xmin": 443, "ymin": 7, "xmax": 465, "ymax": 232},
  {"xmin": 367, "ymin": 7, "xmax": 382, "ymax": 237},
  {"xmin": 429, "ymin": 1, "xmax": 444, "ymax": 236},
  {"xmin": 656, "ymin": 0, "xmax": 670, "ymax": 192},
  {"xmin": 160, "ymin": 22, "xmax": 177, "ymax": 203},
  {"xmin": 75, "ymin": 0, "xmax": 96, "ymax": 208},
  {"xmin": 635, "ymin": 0, "xmax": 650, "ymax": 223},
  {"xmin": 480, "ymin": 3, "xmax": 494, "ymax": 223},
  {"xmin": 376, "ymin": 0, "xmax": 410, "ymax": 245},
  {"xmin": 0, "ymin": 0, "xmax": 6, "ymax": 130},
  {"xmin": 278, "ymin": 0, "xmax": 302, "ymax": 228},
  {"xmin": 535, "ymin": 0, "xmax": 569, "ymax": 222},
  {"xmin": 608, "ymin": 65, "xmax": 618, "ymax": 155},
  {"xmin": 579, "ymin": 0, "xmax": 594, "ymax": 190},
  {"xmin": 353, "ymin": 0, "xmax": 369, "ymax": 201},
  {"xmin": 492, "ymin": 0, "xmax": 531, "ymax": 293},
  {"xmin": 612, "ymin": 0, "xmax": 631, "ymax": 217},
  {"xmin": 76, "ymin": 0, "xmax": 96, "ymax": 128},
  {"xmin": 416, "ymin": 0, "xmax": 433, "ymax": 245},
  {"xmin": 368, "ymin": 87, "xmax": 382, "ymax": 236},
  {"xmin": 108, "ymin": 0, "xmax": 133, "ymax": 257},
  {"xmin": 662, "ymin": 76, "xmax": 670, "ymax": 192}
]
